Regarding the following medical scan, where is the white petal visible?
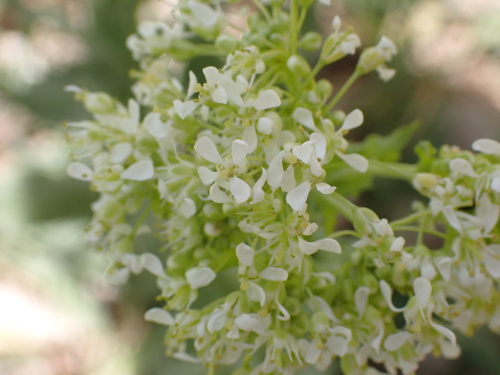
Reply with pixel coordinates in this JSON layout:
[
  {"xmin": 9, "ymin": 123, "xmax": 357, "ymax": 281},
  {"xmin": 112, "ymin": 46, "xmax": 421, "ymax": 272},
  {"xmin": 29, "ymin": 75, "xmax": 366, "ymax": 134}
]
[
  {"xmin": 236, "ymin": 243, "xmax": 254, "ymax": 267},
  {"xmin": 390, "ymin": 236, "xmax": 405, "ymax": 252},
  {"xmin": 257, "ymin": 117, "xmax": 274, "ymax": 134},
  {"xmin": 251, "ymin": 168, "xmax": 268, "ymax": 204},
  {"xmin": 310, "ymin": 132, "xmax": 326, "ymax": 160},
  {"xmin": 483, "ymin": 253, "xmax": 500, "ymax": 278},
  {"xmin": 226, "ymin": 324, "xmax": 240, "ymax": 339},
  {"xmin": 252, "ymin": 89, "xmax": 281, "ymax": 111},
  {"xmin": 442, "ymin": 205, "xmax": 462, "ymax": 232},
  {"xmin": 187, "ymin": 70, "xmax": 198, "ymax": 98},
  {"xmin": 414, "ymin": 277, "xmax": 432, "ymax": 309},
  {"xmin": 292, "ymin": 143, "xmax": 314, "ymax": 163},
  {"xmin": 126, "ymin": 99, "xmax": 140, "ymax": 133},
  {"xmin": 379, "ymin": 280, "xmax": 405, "ymax": 312},
  {"xmin": 276, "ymin": 300, "xmax": 290, "ymax": 321},
  {"xmin": 229, "ymin": 177, "xmax": 251, "ymax": 203},
  {"xmin": 449, "ymin": 158, "xmax": 477, "ymax": 177},
  {"xmin": 189, "ymin": 0, "xmax": 219, "ymax": 27},
  {"xmin": 298, "ymin": 237, "xmax": 341, "ymax": 255},
  {"xmin": 260, "ymin": 267, "xmax": 288, "ymax": 281},
  {"xmin": 143, "ymin": 112, "xmax": 169, "ymax": 138},
  {"xmin": 235, "ymin": 314, "xmax": 259, "ymax": 331},
  {"xmin": 354, "ymin": 286, "xmax": 370, "ymax": 317},
  {"xmin": 209, "ymin": 183, "xmax": 232, "ymax": 203},
  {"xmin": 173, "ymin": 351, "xmax": 199, "ymax": 363},
  {"xmin": 337, "ymin": 152, "xmax": 369, "ymax": 173},
  {"xmin": 292, "ymin": 107, "xmax": 318, "ymax": 131},
  {"xmin": 247, "ymin": 281, "xmax": 266, "ymax": 306},
  {"xmin": 341, "ymin": 109, "xmax": 363, "ymax": 131},
  {"xmin": 232, "ymin": 139, "xmax": 249, "ymax": 165},
  {"xmin": 384, "ymin": 332, "xmax": 412, "ymax": 351},
  {"xmin": 207, "ymin": 309, "xmax": 226, "ymax": 333},
  {"xmin": 106, "ymin": 267, "xmax": 130, "ymax": 285},
  {"xmin": 173, "ymin": 100, "xmax": 198, "ymax": 119},
  {"xmin": 67, "ymin": 162, "xmax": 93, "ymax": 181},
  {"xmin": 203, "ymin": 66, "xmax": 220, "ymax": 87},
  {"xmin": 472, "ymin": 138, "xmax": 500, "ymax": 155},
  {"xmin": 430, "ymin": 321, "xmax": 456, "ymax": 346},
  {"xmin": 371, "ymin": 327, "xmax": 384, "ymax": 353},
  {"xmin": 122, "ymin": 253, "xmax": 143, "ymax": 274},
  {"xmin": 198, "ymin": 166, "xmax": 218, "ymax": 185},
  {"xmin": 194, "ymin": 136, "xmax": 223, "ymax": 164},
  {"xmin": 286, "ymin": 181, "xmax": 311, "ymax": 211},
  {"xmin": 145, "ymin": 307, "xmax": 174, "ymax": 325},
  {"xmin": 243, "ymin": 125, "xmax": 258, "ymax": 153},
  {"xmin": 186, "ymin": 266, "xmax": 216, "ymax": 289},
  {"xmin": 303, "ymin": 222, "xmax": 318, "ymax": 235},
  {"xmin": 281, "ymin": 165, "xmax": 296, "ymax": 192},
  {"xmin": 121, "ymin": 159, "xmax": 154, "ymax": 181},
  {"xmin": 179, "ymin": 197, "xmax": 196, "ymax": 218},
  {"xmin": 141, "ymin": 253, "xmax": 165, "ymax": 277},
  {"xmin": 110, "ymin": 142, "xmax": 133, "ymax": 163},
  {"xmin": 491, "ymin": 177, "xmax": 500, "ymax": 193},
  {"xmin": 316, "ymin": 183, "xmax": 336, "ymax": 194},
  {"xmin": 64, "ymin": 84, "xmax": 82, "ymax": 93},
  {"xmin": 436, "ymin": 257, "xmax": 453, "ymax": 281},
  {"xmin": 212, "ymin": 86, "xmax": 228, "ymax": 104},
  {"xmin": 477, "ymin": 194, "xmax": 500, "ymax": 234},
  {"xmin": 267, "ymin": 151, "xmax": 284, "ymax": 190}
]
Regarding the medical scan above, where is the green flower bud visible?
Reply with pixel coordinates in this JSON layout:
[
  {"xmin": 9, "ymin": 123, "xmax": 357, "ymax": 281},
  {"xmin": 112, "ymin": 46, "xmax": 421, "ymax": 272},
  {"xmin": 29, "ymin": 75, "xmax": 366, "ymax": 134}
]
[
  {"xmin": 299, "ymin": 31, "xmax": 322, "ymax": 51},
  {"xmin": 316, "ymin": 79, "xmax": 333, "ymax": 101},
  {"xmin": 356, "ymin": 47, "xmax": 385, "ymax": 75},
  {"xmin": 215, "ymin": 34, "xmax": 240, "ymax": 53},
  {"xmin": 286, "ymin": 55, "xmax": 311, "ymax": 76},
  {"xmin": 83, "ymin": 92, "xmax": 115, "ymax": 114}
]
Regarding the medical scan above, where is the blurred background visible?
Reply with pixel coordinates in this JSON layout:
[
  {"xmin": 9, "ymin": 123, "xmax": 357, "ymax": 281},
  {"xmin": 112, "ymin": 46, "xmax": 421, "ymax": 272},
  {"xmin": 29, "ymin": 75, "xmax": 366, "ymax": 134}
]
[{"xmin": 0, "ymin": 0, "xmax": 499, "ymax": 374}]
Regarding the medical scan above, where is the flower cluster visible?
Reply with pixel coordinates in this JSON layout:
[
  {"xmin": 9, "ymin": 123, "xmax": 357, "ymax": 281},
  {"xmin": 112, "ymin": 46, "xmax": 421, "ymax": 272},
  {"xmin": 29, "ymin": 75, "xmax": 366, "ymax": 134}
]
[{"xmin": 66, "ymin": 0, "xmax": 500, "ymax": 374}]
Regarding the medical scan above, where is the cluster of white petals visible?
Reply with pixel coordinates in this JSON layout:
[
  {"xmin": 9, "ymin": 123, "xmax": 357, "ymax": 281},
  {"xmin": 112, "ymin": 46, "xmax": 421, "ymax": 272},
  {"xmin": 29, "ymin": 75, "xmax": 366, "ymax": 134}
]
[{"xmin": 66, "ymin": 0, "xmax": 500, "ymax": 374}]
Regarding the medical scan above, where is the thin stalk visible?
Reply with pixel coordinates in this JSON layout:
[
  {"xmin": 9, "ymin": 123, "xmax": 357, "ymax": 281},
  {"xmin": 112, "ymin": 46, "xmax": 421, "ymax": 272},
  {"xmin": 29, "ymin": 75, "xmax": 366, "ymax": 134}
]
[
  {"xmin": 367, "ymin": 160, "xmax": 416, "ymax": 181},
  {"xmin": 252, "ymin": 0, "xmax": 272, "ymax": 22},
  {"xmin": 321, "ymin": 192, "xmax": 358, "ymax": 221},
  {"xmin": 325, "ymin": 70, "xmax": 361, "ymax": 113},
  {"xmin": 289, "ymin": 0, "xmax": 299, "ymax": 55}
]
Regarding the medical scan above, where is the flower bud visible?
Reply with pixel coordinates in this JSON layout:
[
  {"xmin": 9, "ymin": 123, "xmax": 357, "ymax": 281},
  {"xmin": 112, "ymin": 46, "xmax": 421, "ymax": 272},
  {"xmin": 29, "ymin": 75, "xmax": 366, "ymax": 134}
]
[
  {"xmin": 299, "ymin": 31, "xmax": 322, "ymax": 51},
  {"xmin": 286, "ymin": 55, "xmax": 311, "ymax": 76},
  {"xmin": 215, "ymin": 34, "xmax": 240, "ymax": 53}
]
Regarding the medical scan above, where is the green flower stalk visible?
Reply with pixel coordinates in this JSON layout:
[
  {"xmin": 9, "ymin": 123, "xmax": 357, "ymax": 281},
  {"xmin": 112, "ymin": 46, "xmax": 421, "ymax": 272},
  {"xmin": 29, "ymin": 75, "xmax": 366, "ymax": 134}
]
[{"xmin": 66, "ymin": 0, "xmax": 500, "ymax": 374}]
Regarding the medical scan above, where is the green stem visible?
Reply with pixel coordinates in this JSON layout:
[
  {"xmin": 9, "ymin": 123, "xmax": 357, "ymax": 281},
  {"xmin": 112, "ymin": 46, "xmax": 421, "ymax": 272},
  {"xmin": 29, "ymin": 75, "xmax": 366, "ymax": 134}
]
[
  {"xmin": 252, "ymin": 0, "xmax": 272, "ymax": 22},
  {"xmin": 390, "ymin": 211, "xmax": 427, "ymax": 228},
  {"xmin": 325, "ymin": 70, "xmax": 361, "ymax": 113},
  {"xmin": 289, "ymin": 0, "xmax": 299, "ymax": 55},
  {"xmin": 320, "ymin": 192, "xmax": 358, "ymax": 221},
  {"xmin": 367, "ymin": 160, "xmax": 416, "ymax": 181},
  {"xmin": 328, "ymin": 229, "xmax": 360, "ymax": 239},
  {"xmin": 394, "ymin": 225, "xmax": 446, "ymax": 239}
]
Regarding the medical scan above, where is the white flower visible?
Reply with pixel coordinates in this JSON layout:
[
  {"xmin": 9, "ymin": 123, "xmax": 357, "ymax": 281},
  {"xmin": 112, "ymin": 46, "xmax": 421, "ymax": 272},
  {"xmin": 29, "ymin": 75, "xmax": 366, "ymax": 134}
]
[
  {"xmin": 201, "ymin": 67, "xmax": 245, "ymax": 107},
  {"xmin": 194, "ymin": 136, "xmax": 253, "ymax": 204}
]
